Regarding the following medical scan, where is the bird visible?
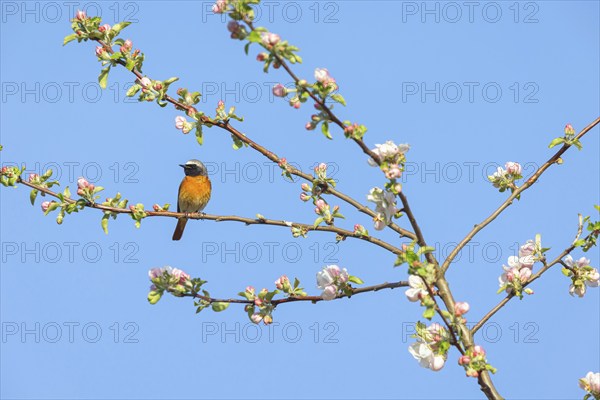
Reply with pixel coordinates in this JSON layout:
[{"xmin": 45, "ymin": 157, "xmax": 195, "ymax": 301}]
[{"xmin": 172, "ymin": 159, "xmax": 212, "ymax": 241}]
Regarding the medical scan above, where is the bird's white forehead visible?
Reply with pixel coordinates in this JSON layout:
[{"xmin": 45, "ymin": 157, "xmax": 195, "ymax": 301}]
[{"xmin": 185, "ymin": 159, "xmax": 204, "ymax": 167}]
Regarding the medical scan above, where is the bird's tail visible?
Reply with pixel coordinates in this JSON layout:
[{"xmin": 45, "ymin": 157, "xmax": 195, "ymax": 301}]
[{"xmin": 172, "ymin": 217, "xmax": 188, "ymax": 241}]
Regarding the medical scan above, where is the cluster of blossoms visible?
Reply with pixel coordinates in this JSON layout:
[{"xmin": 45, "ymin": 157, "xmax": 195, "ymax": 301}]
[
  {"xmin": 458, "ymin": 345, "xmax": 495, "ymax": 378},
  {"xmin": 316, "ymin": 265, "xmax": 349, "ymax": 300},
  {"xmin": 240, "ymin": 286, "xmax": 275, "ymax": 325},
  {"xmin": 367, "ymin": 187, "xmax": 398, "ymax": 230},
  {"xmin": 227, "ymin": 20, "xmax": 247, "ymax": 40},
  {"xmin": 147, "ymin": 266, "xmax": 192, "ymax": 304},
  {"xmin": 368, "ymin": 141, "xmax": 410, "ymax": 169},
  {"xmin": 175, "ymin": 115, "xmax": 194, "ymax": 134},
  {"xmin": 0, "ymin": 165, "xmax": 21, "ymax": 187},
  {"xmin": 488, "ymin": 161, "xmax": 523, "ymax": 192},
  {"xmin": 579, "ymin": 371, "xmax": 600, "ymax": 399},
  {"xmin": 408, "ymin": 322, "xmax": 450, "ymax": 371},
  {"xmin": 498, "ymin": 239, "xmax": 540, "ymax": 298},
  {"xmin": 76, "ymin": 177, "xmax": 95, "ymax": 197},
  {"xmin": 562, "ymin": 255, "xmax": 599, "ymax": 297}
]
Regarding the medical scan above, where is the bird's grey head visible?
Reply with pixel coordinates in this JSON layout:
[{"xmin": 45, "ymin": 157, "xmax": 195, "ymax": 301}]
[{"xmin": 180, "ymin": 159, "xmax": 208, "ymax": 177}]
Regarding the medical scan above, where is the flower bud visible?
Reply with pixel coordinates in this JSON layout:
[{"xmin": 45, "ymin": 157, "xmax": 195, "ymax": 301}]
[
  {"xmin": 75, "ymin": 10, "xmax": 87, "ymax": 20},
  {"xmin": 77, "ymin": 177, "xmax": 89, "ymax": 189},
  {"xmin": 300, "ymin": 192, "xmax": 311, "ymax": 202},
  {"xmin": 98, "ymin": 24, "xmax": 111, "ymax": 32},
  {"xmin": 272, "ymin": 83, "xmax": 287, "ymax": 98},
  {"xmin": 564, "ymin": 123, "xmax": 575, "ymax": 136},
  {"xmin": 250, "ymin": 313, "xmax": 263, "ymax": 324},
  {"xmin": 301, "ymin": 183, "xmax": 311, "ymax": 192},
  {"xmin": 263, "ymin": 315, "xmax": 273, "ymax": 325},
  {"xmin": 458, "ymin": 355, "xmax": 471, "ymax": 365},
  {"xmin": 256, "ymin": 53, "xmax": 268, "ymax": 62},
  {"xmin": 505, "ymin": 161, "xmax": 522, "ymax": 175},
  {"xmin": 227, "ymin": 20, "xmax": 239, "ymax": 33},
  {"xmin": 454, "ymin": 302, "xmax": 470, "ymax": 316},
  {"xmin": 153, "ymin": 204, "xmax": 160, "ymax": 211},
  {"xmin": 472, "ymin": 345, "xmax": 485, "ymax": 357},
  {"xmin": 95, "ymin": 46, "xmax": 105, "ymax": 57},
  {"xmin": 41, "ymin": 201, "xmax": 52, "ymax": 212},
  {"xmin": 28, "ymin": 173, "xmax": 39, "ymax": 182}
]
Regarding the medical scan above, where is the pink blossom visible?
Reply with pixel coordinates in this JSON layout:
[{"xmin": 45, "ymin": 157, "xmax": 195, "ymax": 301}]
[
  {"xmin": 505, "ymin": 161, "xmax": 522, "ymax": 175},
  {"xmin": 148, "ymin": 268, "xmax": 162, "ymax": 280},
  {"xmin": 98, "ymin": 24, "xmax": 111, "ymax": 32},
  {"xmin": 28, "ymin": 173, "xmax": 39, "ymax": 182},
  {"xmin": 272, "ymin": 83, "xmax": 287, "ymax": 97},
  {"xmin": 301, "ymin": 183, "xmax": 311, "ymax": 192},
  {"xmin": 260, "ymin": 32, "xmax": 280, "ymax": 46},
  {"xmin": 314, "ymin": 199, "xmax": 327, "ymax": 213},
  {"xmin": 430, "ymin": 355, "xmax": 445, "ymax": 371},
  {"xmin": 314, "ymin": 68, "xmax": 334, "ymax": 85},
  {"xmin": 245, "ymin": 286, "xmax": 255, "ymax": 295},
  {"xmin": 120, "ymin": 39, "xmax": 132, "ymax": 53},
  {"xmin": 454, "ymin": 302, "xmax": 470, "ymax": 316},
  {"xmin": 250, "ymin": 313, "xmax": 263, "ymax": 324},
  {"xmin": 458, "ymin": 355, "xmax": 471, "ymax": 365},
  {"xmin": 321, "ymin": 285, "xmax": 337, "ymax": 300},
  {"xmin": 75, "ymin": 10, "xmax": 86, "ymax": 20},
  {"xmin": 95, "ymin": 46, "xmax": 105, "ymax": 57},
  {"xmin": 140, "ymin": 77, "xmax": 151, "ymax": 88},
  {"xmin": 385, "ymin": 165, "xmax": 402, "ymax": 179},
  {"xmin": 212, "ymin": 0, "xmax": 227, "ymax": 13},
  {"xmin": 300, "ymin": 192, "xmax": 311, "ymax": 202},
  {"xmin": 175, "ymin": 116, "xmax": 186, "ymax": 130},
  {"xmin": 77, "ymin": 177, "xmax": 90, "ymax": 189},
  {"xmin": 472, "ymin": 345, "xmax": 486, "ymax": 357},
  {"xmin": 565, "ymin": 123, "xmax": 575, "ymax": 136},
  {"xmin": 41, "ymin": 201, "xmax": 52, "ymax": 212},
  {"xmin": 274, "ymin": 275, "xmax": 289, "ymax": 290}
]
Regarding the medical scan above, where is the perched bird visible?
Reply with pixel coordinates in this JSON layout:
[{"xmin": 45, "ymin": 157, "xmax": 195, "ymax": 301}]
[{"xmin": 172, "ymin": 159, "xmax": 212, "ymax": 241}]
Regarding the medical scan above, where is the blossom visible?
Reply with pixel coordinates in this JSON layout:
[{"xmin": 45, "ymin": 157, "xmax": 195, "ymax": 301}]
[
  {"xmin": 405, "ymin": 275, "xmax": 428, "ymax": 302},
  {"xmin": 98, "ymin": 24, "xmax": 111, "ymax": 32},
  {"xmin": 261, "ymin": 32, "xmax": 280, "ymax": 46},
  {"xmin": 316, "ymin": 265, "xmax": 349, "ymax": 301},
  {"xmin": 565, "ymin": 123, "xmax": 576, "ymax": 136},
  {"xmin": 505, "ymin": 161, "xmax": 522, "ymax": 175},
  {"xmin": 174, "ymin": 116, "xmax": 192, "ymax": 134},
  {"xmin": 367, "ymin": 141, "xmax": 409, "ymax": 166},
  {"xmin": 121, "ymin": 39, "xmax": 133, "ymax": 52},
  {"xmin": 300, "ymin": 192, "xmax": 311, "ymax": 202},
  {"xmin": 385, "ymin": 164, "xmax": 402, "ymax": 179},
  {"xmin": 250, "ymin": 313, "xmax": 263, "ymax": 324},
  {"xmin": 140, "ymin": 77, "xmax": 152, "ymax": 88},
  {"xmin": 272, "ymin": 84, "xmax": 287, "ymax": 97},
  {"xmin": 454, "ymin": 302, "xmax": 470, "ymax": 316},
  {"xmin": 75, "ymin": 10, "xmax": 86, "ymax": 20},
  {"xmin": 28, "ymin": 173, "xmax": 39, "ymax": 182},
  {"xmin": 212, "ymin": 0, "xmax": 227, "ymax": 13},
  {"xmin": 95, "ymin": 46, "xmax": 105, "ymax": 57},
  {"xmin": 579, "ymin": 371, "xmax": 600, "ymax": 397},
  {"xmin": 564, "ymin": 255, "xmax": 599, "ymax": 297},
  {"xmin": 41, "ymin": 201, "xmax": 53, "ymax": 213},
  {"xmin": 408, "ymin": 342, "xmax": 445, "ymax": 372},
  {"xmin": 274, "ymin": 275, "xmax": 290, "ymax": 291},
  {"xmin": 314, "ymin": 68, "xmax": 336, "ymax": 87},
  {"xmin": 367, "ymin": 187, "xmax": 397, "ymax": 229}
]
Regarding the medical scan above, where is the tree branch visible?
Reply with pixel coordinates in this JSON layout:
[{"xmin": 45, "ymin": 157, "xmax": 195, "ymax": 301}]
[
  {"xmin": 441, "ymin": 117, "xmax": 600, "ymax": 274},
  {"xmin": 18, "ymin": 179, "xmax": 404, "ymax": 256},
  {"xmin": 182, "ymin": 280, "xmax": 409, "ymax": 306}
]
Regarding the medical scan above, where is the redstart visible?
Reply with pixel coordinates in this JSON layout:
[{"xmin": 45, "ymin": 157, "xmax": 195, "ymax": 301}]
[{"xmin": 172, "ymin": 159, "xmax": 212, "ymax": 241}]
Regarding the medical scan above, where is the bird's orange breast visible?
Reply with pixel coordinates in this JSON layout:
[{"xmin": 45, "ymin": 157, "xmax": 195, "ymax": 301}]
[{"xmin": 178, "ymin": 175, "xmax": 212, "ymax": 213}]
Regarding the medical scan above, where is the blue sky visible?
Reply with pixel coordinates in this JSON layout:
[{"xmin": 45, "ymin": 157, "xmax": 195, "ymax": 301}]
[{"xmin": 1, "ymin": 1, "xmax": 599, "ymax": 399}]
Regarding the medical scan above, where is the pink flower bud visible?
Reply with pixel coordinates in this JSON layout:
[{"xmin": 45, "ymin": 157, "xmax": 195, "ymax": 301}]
[
  {"xmin": 278, "ymin": 158, "xmax": 287, "ymax": 167},
  {"xmin": 458, "ymin": 355, "xmax": 471, "ymax": 365},
  {"xmin": 272, "ymin": 84, "xmax": 287, "ymax": 98},
  {"xmin": 472, "ymin": 345, "xmax": 485, "ymax": 357},
  {"xmin": 564, "ymin": 123, "xmax": 575, "ymax": 135},
  {"xmin": 256, "ymin": 53, "xmax": 268, "ymax": 62},
  {"xmin": 77, "ymin": 177, "xmax": 89, "ymax": 189},
  {"xmin": 250, "ymin": 313, "xmax": 263, "ymax": 324},
  {"xmin": 245, "ymin": 286, "xmax": 255, "ymax": 294},
  {"xmin": 175, "ymin": 116, "xmax": 186, "ymax": 130},
  {"xmin": 315, "ymin": 199, "xmax": 327, "ymax": 211},
  {"xmin": 431, "ymin": 355, "xmax": 445, "ymax": 371},
  {"xmin": 98, "ymin": 24, "xmax": 111, "ymax": 32},
  {"xmin": 289, "ymin": 97, "xmax": 300, "ymax": 109},
  {"xmin": 466, "ymin": 369, "xmax": 479, "ymax": 378},
  {"xmin": 274, "ymin": 275, "xmax": 289, "ymax": 290},
  {"xmin": 301, "ymin": 183, "xmax": 311, "ymax": 192},
  {"xmin": 254, "ymin": 297, "xmax": 263, "ymax": 306},
  {"xmin": 300, "ymin": 192, "xmax": 311, "ymax": 202},
  {"xmin": 95, "ymin": 46, "xmax": 105, "ymax": 57},
  {"xmin": 1, "ymin": 167, "xmax": 7, "ymax": 174},
  {"xmin": 140, "ymin": 77, "xmax": 151, "ymax": 88},
  {"xmin": 217, "ymin": 100, "xmax": 225, "ymax": 109},
  {"xmin": 41, "ymin": 201, "xmax": 52, "ymax": 212},
  {"xmin": 120, "ymin": 39, "xmax": 132, "ymax": 53},
  {"xmin": 505, "ymin": 161, "xmax": 522, "ymax": 175},
  {"xmin": 129, "ymin": 205, "xmax": 135, "ymax": 211},
  {"xmin": 28, "ymin": 173, "xmax": 39, "ymax": 182},
  {"xmin": 305, "ymin": 122, "xmax": 316, "ymax": 130},
  {"xmin": 454, "ymin": 302, "xmax": 470, "ymax": 316},
  {"xmin": 75, "ymin": 10, "xmax": 86, "ymax": 20},
  {"xmin": 153, "ymin": 204, "xmax": 160, "ymax": 211},
  {"xmin": 212, "ymin": 0, "xmax": 226, "ymax": 13},
  {"xmin": 386, "ymin": 165, "xmax": 402, "ymax": 179},
  {"xmin": 260, "ymin": 32, "xmax": 280, "ymax": 47}
]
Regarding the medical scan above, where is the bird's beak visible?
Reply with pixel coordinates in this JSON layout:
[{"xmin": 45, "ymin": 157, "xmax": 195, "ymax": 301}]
[{"xmin": 179, "ymin": 164, "xmax": 186, "ymax": 168}]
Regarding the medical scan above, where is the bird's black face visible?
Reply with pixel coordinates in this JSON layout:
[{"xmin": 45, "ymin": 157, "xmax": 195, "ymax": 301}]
[{"xmin": 180, "ymin": 160, "xmax": 207, "ymax": 177}]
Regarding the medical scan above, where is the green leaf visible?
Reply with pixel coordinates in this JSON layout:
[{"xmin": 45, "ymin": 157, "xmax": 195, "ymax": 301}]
[
  {"xmin": 244, "ymin": 42, "xmax": 251, "ymax": 55},
  {"xmin": 572, "ymin": 139, "xmax": 583, "ymax": 150},
  {"xmin": 422, "ymin": 307, "xmax": 435, "ymax": 320},
  {"xmin": 98, "ymin": 67, "xmax": 110, "ymax": 89},
  {"xmin": 29, "ymin": 189, "xmax": 38, "ymax": 205},
  {"xmin": 126, "ymin": 84, "xmax": 141, "ymax": 97},
  {"xmin": 348, "ymin": 275, "xmax": 364, "ymax": 285},
  {"xmin": 313, "ymin": 217, "xmax": 324, "ymax": 228},
  {"xmin": 125, "ymin": 58, "xmax": 135, "ymax": 71},
  {"xmin": 111, "ymin": 21, "xmax": 131, "ymax": 35},
  {"xmin": 548, "ymin": 137, "xmax": 564, "ymax": 148},
  {"xmin": 63, "ymin": 33, "xmax": 78, "ymax": 46},
  {"xmin": 247, "ymin": 30, "xmax": 261, "ymax": 43},
  {"xmin": 101, "ymin": 215, "xmax": 109, "ymax": 234},
  {"xmin": 321, "ymin": 122, "xmax": 332, "ymax": 140},
  {"xmin": 195, "ymin": 126, "xmax": 204, "ymax": 145},
  {"xmin": 211, "ymin": 302, "xmax": 230, "ymax": 312},
  {"xmin": 561, "ymin": 267, "xmax": 571, "ymax": 277},
  {"xmin": 331, "ymin": 93, "xmax": 346, "ymax": 106}
]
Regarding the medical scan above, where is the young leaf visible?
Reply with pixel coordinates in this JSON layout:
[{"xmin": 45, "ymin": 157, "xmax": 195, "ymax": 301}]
[
  {"xmin": 63, "ymin": 33, "xmax": 78, "ymax": 46},
  {"xmin": 98, "ymin": 67, "xmax": 110, "ymax": 89},
  {"xmin": 211, "ymin": 302, "xmax": 230, "ymax": 312}
]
